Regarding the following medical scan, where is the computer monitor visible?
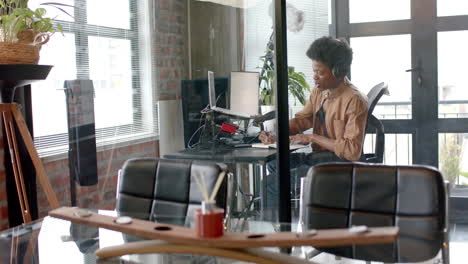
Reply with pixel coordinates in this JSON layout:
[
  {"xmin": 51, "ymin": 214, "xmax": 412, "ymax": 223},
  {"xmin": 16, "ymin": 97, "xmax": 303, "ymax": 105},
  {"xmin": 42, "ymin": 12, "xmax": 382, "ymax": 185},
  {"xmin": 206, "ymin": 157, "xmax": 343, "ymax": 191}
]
[
  {"xmin": 208, "ymin": 71, "xmax": 217, "ymax": 109},
  {"xmin": 208, "ymin": 71, "xmax": 259, "ymax": 119},
  {"xmin": 230, "ymin": 71, "xmax": 259, "ymax": 116},
  {"xmin": 181, "ymin": 76, "xmax": 228, "ymax": 147}
]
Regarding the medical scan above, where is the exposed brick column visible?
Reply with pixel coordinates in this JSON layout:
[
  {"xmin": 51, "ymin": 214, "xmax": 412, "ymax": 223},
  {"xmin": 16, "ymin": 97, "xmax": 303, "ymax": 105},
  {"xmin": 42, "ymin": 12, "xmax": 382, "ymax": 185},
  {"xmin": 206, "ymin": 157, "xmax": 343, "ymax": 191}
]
[{"xmin": 154, "ymin": 0, "xmax": 188, "ymax": 101}]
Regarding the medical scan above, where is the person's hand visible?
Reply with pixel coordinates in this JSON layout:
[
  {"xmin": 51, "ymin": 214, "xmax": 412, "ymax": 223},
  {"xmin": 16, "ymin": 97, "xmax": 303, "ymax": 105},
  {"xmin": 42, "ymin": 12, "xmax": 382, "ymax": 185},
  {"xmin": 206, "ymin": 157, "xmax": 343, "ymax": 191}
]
[
  {"xmin": 289, "ymin": 134, "xmax": 312, "ymax": 145},
  {"xmin": 259, "ymin": 131, "xmax": 276, "ymax": 144}
]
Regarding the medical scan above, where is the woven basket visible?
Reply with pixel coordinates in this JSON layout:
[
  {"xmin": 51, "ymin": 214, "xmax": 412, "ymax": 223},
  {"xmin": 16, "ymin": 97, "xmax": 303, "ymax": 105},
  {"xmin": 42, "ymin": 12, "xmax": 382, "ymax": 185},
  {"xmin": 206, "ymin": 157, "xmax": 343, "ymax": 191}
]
[
  {"xmin": 0, "ymin": 32, "xmax": 50, "ymax": 64},
  {"xmin": 0, "ymin": 42, "xmax": 40, "ymax": 64}
]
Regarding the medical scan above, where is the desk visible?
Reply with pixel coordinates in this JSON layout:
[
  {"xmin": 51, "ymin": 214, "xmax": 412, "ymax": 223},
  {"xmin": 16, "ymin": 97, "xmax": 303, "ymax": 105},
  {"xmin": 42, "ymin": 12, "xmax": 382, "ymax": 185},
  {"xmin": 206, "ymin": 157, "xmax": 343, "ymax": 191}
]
[
  {"xmin": 164, "ymin": 147, "xmax": 277, "ymax": 163},
  {"xmin": 0, "ymin": 211, "xmax": 460, "ymax": 264},
  {"xmin": 165, "ymin": 147, "xmax": 277, "ymax": 222}
]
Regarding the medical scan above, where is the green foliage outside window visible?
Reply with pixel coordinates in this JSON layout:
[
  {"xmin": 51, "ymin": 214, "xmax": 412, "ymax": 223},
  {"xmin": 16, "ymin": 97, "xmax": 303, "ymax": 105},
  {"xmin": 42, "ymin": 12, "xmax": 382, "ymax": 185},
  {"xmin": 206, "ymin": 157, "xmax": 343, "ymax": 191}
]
[{"xmin": 440, "ymin": 134, "xmax": 468, "ymax": 186}]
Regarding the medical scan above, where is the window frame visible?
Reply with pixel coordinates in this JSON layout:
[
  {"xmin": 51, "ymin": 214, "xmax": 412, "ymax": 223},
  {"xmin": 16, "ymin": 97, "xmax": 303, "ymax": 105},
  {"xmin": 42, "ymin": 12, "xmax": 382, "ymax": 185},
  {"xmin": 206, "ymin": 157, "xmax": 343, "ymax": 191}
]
[
  {"xmin": 33, "ymin": 0, "xmax": 157, "ymax": 157},
  {"xmin": 332, "ymin": 0, "xmax": 468, "ymax": 200}
]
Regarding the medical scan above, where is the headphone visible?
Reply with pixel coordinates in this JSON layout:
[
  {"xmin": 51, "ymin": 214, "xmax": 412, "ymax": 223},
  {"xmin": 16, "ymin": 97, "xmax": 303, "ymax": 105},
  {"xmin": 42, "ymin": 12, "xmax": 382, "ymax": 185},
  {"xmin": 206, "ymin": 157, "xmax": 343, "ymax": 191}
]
[
  {"xmin": 332, "ymin": 62, "xmax": 349, "ymax": 81},
  {"xmin": 330, "ymin": 38, "xmax": 351, "ymax": 81}
]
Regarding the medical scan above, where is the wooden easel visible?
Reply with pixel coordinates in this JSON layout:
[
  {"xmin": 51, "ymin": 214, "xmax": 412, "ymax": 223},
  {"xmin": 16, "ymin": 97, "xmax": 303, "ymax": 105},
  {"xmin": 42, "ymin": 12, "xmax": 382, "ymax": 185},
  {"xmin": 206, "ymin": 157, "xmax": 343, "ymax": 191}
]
[{"xmin": 1, "ymin": 103, "xmax": 59, "ymax": 223}]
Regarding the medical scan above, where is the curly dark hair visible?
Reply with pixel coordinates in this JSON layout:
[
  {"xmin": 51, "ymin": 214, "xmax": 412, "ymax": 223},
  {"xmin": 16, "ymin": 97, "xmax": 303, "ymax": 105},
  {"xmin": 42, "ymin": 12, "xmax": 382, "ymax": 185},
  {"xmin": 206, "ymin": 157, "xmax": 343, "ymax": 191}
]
[{"xmin": 306, "ymin": 36, "xmax": 353, "ymax": 80}]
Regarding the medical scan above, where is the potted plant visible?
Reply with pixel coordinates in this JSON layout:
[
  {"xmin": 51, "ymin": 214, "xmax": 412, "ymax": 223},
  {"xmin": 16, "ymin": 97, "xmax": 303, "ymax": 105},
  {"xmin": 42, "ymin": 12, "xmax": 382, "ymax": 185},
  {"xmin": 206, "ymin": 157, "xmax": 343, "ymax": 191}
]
[
  {"xmin": 259, "ymin": 48, "xmax": 310, "ymax": 106},
  {"xmin": 258, "ymin": 33, "xmax": 311, "ymax": 107},
  {"xmin": 0, "ymin": 0, "xmax": 71, "ymax": 64},
  {"xmin": 259, "ymin": 3, "xmax": 309, "ymax": 108}
]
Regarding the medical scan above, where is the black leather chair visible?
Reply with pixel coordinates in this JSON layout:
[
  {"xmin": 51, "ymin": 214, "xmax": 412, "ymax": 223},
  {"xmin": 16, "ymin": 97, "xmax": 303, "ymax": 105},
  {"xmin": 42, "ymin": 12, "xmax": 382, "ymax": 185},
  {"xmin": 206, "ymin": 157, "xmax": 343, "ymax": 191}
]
[
  {"xmin": 301, "ymin": 162, "xmax": 449, "ymax": 263},
  {"xmin": 116, "ymin": 158, "xmax": 228, "ymax": 226},
  {"xmin": 364, "ymin": 82, "xmax": 389, "ymax": 163}
]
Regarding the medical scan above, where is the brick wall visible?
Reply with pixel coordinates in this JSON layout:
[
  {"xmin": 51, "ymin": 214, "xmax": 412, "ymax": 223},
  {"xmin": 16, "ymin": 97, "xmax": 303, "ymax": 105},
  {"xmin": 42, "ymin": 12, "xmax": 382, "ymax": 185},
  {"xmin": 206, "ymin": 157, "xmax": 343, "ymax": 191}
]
[
  {"xmin": 154, "ymin": 0, "xmax": 189, "ymax": 100},
  {"xmin": 35, "ymin": 141, "xmax": 159, "ymax": 218}
]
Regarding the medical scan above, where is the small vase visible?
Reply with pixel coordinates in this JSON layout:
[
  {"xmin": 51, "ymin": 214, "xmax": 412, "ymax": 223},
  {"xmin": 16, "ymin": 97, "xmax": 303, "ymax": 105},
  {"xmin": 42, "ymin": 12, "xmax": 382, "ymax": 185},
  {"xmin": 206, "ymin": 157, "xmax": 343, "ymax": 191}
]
[{"xmin": 194, "ymin": 201, "xmax": 224, "ymax": 238}]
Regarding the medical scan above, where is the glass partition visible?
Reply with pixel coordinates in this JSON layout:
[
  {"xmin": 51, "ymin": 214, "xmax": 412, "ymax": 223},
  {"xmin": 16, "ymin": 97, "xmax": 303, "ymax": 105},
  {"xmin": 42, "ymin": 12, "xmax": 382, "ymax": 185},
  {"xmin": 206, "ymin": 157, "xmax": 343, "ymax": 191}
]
[
  {"xmin": 20, "ymin": 0, "xmax": 292, "ymax": 227},
  {"xmin": 9, "ymin": 0, "xmax": 158, "ymax": 227}
]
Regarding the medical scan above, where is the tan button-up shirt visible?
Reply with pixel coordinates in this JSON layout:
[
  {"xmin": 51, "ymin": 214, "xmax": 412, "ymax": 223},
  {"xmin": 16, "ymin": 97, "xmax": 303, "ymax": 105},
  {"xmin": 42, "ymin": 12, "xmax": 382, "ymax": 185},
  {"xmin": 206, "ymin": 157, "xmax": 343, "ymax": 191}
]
[{"xmin": 289, "ymin": 80, "xmax": 368, "ymax": 161}]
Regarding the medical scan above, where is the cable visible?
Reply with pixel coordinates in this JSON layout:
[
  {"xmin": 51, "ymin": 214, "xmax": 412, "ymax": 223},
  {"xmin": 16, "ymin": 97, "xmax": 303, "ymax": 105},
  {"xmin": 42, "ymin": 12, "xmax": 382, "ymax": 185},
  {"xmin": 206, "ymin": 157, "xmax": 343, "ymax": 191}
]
[
  {"xmin": 188, "ymin": 91, "xmax": 227, "ymax": 149},
  {"xmin": 188, "ymin": 124, "xmax": 205, "ymax": 149}
]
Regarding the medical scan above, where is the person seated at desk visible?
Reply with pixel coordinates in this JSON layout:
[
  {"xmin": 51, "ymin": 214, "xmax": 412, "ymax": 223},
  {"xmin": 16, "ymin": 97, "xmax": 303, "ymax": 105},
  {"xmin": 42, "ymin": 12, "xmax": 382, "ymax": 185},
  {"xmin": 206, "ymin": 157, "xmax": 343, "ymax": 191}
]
[{"xmin": 260, "ymin": 36, "xmax": 368, "ymax": 209}]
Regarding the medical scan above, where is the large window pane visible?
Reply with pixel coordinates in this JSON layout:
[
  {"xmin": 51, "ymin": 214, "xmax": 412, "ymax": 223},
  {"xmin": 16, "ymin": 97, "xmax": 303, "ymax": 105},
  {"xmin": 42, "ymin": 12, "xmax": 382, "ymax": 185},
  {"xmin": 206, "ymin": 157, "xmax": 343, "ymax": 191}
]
[
  {"xmin": 32, "ymin": 33, "xmax": 76, "ymax": 138},
  {"xmin": 364, "ymin": 133, "xmax": 412, "ymax": 165},
  {"xmin": 87, "ymin": 0, "xmax": 130, "ymax": 29},
  {"xmin": 437, "ymin": 0, "xmax": 468, "ymax": 17},
  {"xmin": 384, "ymin": 134, "xmax": 412, "ymax": 165},
  {"xmin": 351, "ymin": 34, "xmax": 412, "ymax": 119},
  {"xmin": 439, "ymin": 133, "xmax": 468, "ymax": 186},
  {"xmin": 89, "ymin": 37, "xmax": 133, "ymax": 129},
  {"xmin": 438, "ymin": 31, "xmax": 468, "ymax": 118},
  {"xmin": 349, "ymin": 0, "xmax": 410, "ymax": 23}
]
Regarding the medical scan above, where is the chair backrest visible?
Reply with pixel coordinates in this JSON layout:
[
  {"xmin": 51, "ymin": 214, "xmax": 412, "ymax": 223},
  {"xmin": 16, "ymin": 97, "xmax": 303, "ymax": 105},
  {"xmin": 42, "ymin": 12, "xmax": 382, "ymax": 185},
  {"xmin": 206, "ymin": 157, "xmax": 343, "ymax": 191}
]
[
  {"xmin": 364, "ymin": 114, "xmax": 385, "ymax": 163},
  {"xmin": 363, "ymin": 82, "xmax": 388, "ymax": 163},
  {"xmin": 302, "ymin": 162, "xmax": 447, "ymax": 263},
  {"xmin": 116, "ymin": 158, "xmax": 227, "ymax": 226},
  {"xmin": 367, "ymin": 82, "xmax": 389, "ymax": 117}
]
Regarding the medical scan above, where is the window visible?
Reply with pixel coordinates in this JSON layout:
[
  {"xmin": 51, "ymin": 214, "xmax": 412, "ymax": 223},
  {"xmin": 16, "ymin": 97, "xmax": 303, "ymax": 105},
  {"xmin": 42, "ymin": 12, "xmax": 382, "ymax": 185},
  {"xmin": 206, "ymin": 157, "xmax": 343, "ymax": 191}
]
[
  {"xmin": 437, "ymin": 0, "xmax": 468, "ymax": 17},
  {"xmin": 364, "ymin": 133, "xmax": 412, "ymax": 165},
  {"xmin": 349, "ymin": 0, "xmax": 410, "ymax": 23},
  {"xmin": 351, "ymin": 34, "xmax": 412, "ymax": 119},
  {"xmin": 438, "ymin": 31, "xmax": 468, "ymax": 118},
  {"xmin": 29, "ymin": 0, "xmax": 157, "ymax": 156},
  {"xmin": 439, "ymin": 133, "xmax": 468, "ymax": 186}
]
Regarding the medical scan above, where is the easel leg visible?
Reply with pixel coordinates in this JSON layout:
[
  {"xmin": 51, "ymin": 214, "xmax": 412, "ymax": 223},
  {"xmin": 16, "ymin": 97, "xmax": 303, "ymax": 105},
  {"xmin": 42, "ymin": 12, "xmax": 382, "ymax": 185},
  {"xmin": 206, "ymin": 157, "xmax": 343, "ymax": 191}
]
[
  {"xmin": 11, "ymin": 104, "xmax": 59, "ymax": 209},
  {"xmin": 2, "ymin": 110, "xmax": 31, "ymax": 223}
]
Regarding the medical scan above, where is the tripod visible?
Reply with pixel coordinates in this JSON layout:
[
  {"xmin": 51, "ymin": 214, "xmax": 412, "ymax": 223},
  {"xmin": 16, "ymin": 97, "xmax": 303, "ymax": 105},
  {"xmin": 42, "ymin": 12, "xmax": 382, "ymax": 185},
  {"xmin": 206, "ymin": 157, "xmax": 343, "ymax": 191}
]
[{"xmin": 0, "ymin": 65, "xmax": 59, "ymax": 223}]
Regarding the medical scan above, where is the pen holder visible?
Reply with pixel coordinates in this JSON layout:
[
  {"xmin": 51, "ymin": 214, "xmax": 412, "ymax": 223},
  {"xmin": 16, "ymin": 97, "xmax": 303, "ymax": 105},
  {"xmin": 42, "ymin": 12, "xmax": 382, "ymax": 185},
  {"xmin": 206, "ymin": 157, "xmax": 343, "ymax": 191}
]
[{"xmin": 195, "ymin": 201, "xmax": 224, "ymax": 238}]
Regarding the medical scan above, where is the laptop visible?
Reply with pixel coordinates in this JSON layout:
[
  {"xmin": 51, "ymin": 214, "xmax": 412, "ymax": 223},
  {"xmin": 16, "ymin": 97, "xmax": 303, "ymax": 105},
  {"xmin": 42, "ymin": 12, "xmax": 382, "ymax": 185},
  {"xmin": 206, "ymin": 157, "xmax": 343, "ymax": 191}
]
[{"xmin": 208, "ymin": 71, "xmax": 259, "ymax": 119}]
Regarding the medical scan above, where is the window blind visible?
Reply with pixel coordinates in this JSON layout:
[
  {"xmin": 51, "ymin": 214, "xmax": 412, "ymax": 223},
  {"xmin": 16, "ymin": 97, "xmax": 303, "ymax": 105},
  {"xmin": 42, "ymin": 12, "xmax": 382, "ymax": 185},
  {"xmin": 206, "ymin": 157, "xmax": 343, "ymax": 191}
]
[{"xmin": 29, "ymin": 0, "xmax": 158, "ymax": 157}]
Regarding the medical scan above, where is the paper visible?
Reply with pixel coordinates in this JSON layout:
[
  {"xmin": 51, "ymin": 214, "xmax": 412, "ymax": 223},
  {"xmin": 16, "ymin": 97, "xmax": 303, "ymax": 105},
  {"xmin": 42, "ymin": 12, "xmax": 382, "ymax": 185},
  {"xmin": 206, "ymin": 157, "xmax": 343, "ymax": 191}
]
[{"xmin": 251, "ymin": 143, "xmax": 307, "ymax": 150}]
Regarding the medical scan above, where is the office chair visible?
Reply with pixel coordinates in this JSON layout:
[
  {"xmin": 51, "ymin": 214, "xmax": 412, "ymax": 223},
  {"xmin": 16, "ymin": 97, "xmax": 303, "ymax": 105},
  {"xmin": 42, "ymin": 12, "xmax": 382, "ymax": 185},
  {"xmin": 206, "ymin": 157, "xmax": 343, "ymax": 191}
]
[
  {"xmin": 363, "ymin": 82, "xmax": 389, "ymax": 163},
  {"xmin": 301, "ymin": 162, "xmax": 449, "ymax": 263},
  {"xmin": 116, "ymin": 158, "xmax": 228, "ymax": 226}
]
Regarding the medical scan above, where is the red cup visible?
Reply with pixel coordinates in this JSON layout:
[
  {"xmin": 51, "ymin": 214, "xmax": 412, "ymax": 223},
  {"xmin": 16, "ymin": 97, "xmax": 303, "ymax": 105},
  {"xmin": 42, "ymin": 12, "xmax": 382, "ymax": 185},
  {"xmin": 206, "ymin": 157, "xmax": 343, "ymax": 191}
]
[{"xmin": 194, "ymin": 208, "xmax": 224, "ymax": 238}]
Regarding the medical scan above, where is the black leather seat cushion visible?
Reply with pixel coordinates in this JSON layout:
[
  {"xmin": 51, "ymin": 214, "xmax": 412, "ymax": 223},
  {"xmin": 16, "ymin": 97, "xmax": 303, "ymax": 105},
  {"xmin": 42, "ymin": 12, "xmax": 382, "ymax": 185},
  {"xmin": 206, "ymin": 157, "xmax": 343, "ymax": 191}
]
[
  {"xmin": 303, "ymin": 162, "xmax": 446, "ymax": 262},
  {"xmin": 116, "ymin": 158, "xmax": 226, "ymax": 226}
]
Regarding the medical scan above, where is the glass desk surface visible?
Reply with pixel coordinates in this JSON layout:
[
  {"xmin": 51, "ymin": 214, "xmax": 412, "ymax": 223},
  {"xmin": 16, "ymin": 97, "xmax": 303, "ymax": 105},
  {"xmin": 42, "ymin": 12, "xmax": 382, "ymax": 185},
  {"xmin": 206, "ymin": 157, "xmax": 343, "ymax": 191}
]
[{"xmin": 0, "ymin": 210, "xmax": 467, "ymax": 264}]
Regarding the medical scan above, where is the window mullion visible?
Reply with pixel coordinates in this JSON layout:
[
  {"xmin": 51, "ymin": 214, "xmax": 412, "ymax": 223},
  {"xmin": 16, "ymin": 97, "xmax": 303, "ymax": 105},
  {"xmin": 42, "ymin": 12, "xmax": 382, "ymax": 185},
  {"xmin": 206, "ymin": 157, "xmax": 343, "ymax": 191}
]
[
  {"xmin": 411, "ymin": 0, "xmax": 438, "ymax": 166},
  {"xmin": 74, "ymin": 0, "xmax": 89, "ymax": 80}
]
